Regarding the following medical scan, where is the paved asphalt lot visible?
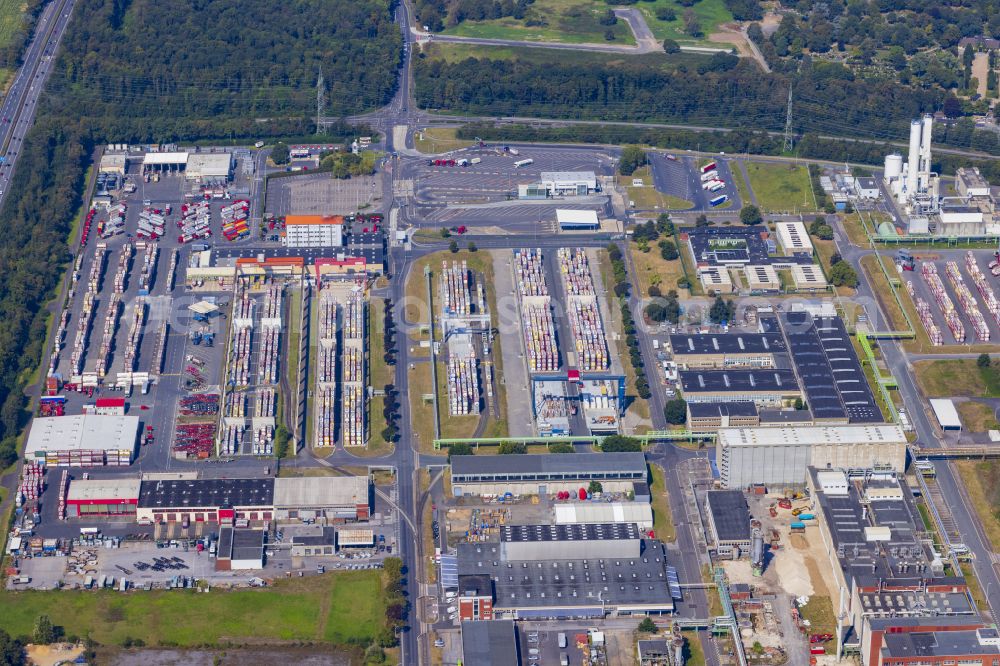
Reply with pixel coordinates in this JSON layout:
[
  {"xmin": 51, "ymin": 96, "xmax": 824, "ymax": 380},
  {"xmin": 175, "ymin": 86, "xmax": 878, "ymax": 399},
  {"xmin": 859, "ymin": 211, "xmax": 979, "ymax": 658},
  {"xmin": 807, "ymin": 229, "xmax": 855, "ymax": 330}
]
[{"xmin": 649, "ymin": 153, "xmax": 742, "ymax": 211}]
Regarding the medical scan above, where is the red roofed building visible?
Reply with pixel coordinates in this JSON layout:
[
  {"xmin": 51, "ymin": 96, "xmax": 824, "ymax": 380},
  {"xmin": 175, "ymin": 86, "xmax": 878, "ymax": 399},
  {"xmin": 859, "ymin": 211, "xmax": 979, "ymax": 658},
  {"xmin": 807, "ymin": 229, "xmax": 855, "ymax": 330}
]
[{"xmin": 92, "ymin": 397, "xmax": 126, "ymax": 416}]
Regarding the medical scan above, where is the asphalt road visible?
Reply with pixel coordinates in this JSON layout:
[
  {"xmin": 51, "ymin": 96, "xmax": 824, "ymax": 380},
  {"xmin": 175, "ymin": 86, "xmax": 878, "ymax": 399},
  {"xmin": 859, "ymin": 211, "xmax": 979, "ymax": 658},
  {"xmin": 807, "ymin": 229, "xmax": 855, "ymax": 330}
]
[{"xmin": 0, "ymin": 0, "xmax": 76, "ymax": 203}]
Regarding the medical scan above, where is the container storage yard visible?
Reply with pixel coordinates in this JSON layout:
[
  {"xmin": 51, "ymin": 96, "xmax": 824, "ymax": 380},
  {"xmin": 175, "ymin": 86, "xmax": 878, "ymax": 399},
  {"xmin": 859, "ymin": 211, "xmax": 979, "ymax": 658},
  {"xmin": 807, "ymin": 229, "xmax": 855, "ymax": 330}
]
[
  {"xmin": 315, "ymin": 292, "xmax": 338, "ymax": 449},
  {"xmin": 440, "ymin": 260, "xmax": 484, "ymax": 417},
  {"xmin": 513, "ymin": 248, "xmax": 559, "ymax": 373},
  {"xmin": 341, "ymin": 292, "xmax": 367, "ymax": 448},
  {"xmin": 908, "ymin": 252, "xmax": 1000, "ymax": 345},
  {"xmin": 557, "ymin": 248, "xmax": 609, "ymax": 372}
]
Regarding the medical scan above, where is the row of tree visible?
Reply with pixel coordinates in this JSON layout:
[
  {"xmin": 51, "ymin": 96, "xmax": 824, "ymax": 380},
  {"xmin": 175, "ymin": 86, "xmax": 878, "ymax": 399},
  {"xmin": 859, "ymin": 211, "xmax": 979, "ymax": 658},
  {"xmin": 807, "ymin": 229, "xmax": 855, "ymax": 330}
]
[{"xmin": 415, "ymin": 54, "xmax": 954, "ymax": 148}]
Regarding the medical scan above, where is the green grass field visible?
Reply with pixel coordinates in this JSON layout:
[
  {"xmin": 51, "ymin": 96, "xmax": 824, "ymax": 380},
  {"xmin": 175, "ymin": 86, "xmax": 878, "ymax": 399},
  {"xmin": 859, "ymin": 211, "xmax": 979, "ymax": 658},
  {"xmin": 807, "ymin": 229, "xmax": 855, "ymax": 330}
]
[
  {"xmin": 0, "ymin": 571, "xmax": 384, "ymax": 647},
  {"xmin": 422, "ymin": 41, "xmax": 708, "ymax": 70},
  {"xmin": 636, "ymin": 0, "xmax": 733, "ymax": 43},
  {"xmin": 745, "ymin": 162, "xmax": 815, "ymax": 213},
  {"xmin": 442, "ymin": 0, "xmax": 635, "ymax": 45},
  {"xmin": 914, "ymin": 359, "xmax": 1000, "ymax": 398},
  {"xmin": 0, "ymin": 0, "xmax": 23, "ymax": 56}
]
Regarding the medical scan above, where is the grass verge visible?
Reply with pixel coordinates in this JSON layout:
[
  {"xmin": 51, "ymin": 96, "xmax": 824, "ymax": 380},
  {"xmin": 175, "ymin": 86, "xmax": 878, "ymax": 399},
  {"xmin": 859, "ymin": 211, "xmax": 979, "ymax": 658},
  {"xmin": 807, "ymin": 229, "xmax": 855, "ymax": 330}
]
[
  {"xmin": 420, "ymin": 470, "xmax": 438, "ymax": 584},
  {"xmin": 914, "ymin": 359, "xmax": 1000, "ymax": 398},
  {"xmin": 745, "ymin": 162, "xmax": 814, "ymax": 213},
  {"xmin": 0, "ymin": 571, "xmax": 385, "ymax": 647},
  {"xmin": 954, "ymin": 461, "xmax": 1000, "ymax": 551},
  {"xmin": 441, "ymin": 0, "xmax": 635, "ymax": 45},
  {"xmin": 649, "ymin": 463, "xmax": 676, "ymax": 542},
  {"xmin": 413, "ymin": 128, "xmax": 473, "ymax": 154},
  {"xmin": 799, "ymin": 595, "xmax": 837, "ymax": 637},
  {"xmin": 628, "ymin": 241, "xmax": 689, "ymax": 299},
  {"xmin": 597, "ymin": 249, "xmax": 650, "ymax": 422},
  {"xmin": 957, "ymin": 401, "xmax": 999, "ymax": 432}
]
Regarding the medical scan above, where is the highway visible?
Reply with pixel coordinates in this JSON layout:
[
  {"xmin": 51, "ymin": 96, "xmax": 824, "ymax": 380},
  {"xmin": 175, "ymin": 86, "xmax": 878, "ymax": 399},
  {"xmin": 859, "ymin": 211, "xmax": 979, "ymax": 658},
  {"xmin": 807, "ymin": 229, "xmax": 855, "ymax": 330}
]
[{"xmin": 0, "ymin": 0, "xmax": 77, "ymax": 205}]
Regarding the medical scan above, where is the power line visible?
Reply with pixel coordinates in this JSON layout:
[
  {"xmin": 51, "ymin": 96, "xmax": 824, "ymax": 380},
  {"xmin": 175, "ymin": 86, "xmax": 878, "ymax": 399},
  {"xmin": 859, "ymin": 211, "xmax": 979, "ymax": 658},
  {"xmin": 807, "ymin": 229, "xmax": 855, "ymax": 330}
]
[{"xmin": 783, "ymin": 85, "xmax": 794, "ymax": 152}]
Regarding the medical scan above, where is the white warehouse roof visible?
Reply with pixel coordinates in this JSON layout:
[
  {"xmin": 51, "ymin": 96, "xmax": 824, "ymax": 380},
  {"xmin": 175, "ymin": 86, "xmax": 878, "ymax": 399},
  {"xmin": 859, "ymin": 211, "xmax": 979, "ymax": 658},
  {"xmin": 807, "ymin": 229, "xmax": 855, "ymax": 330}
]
[
  {"xmin": 67, "ymin": 478, "xmax": 141, "ymax": 502},
  {"xmin": 26, "ymin": 415, "xmax": 140, "ymax": 455},
  {"xmin": 273, "ymin": 476, "xmax": 369, "ymax": 508},
  {"xmin": 142, "ymin": 151, "xmax": 188, "ymax": 166},
  {"xmin": 718, "ymin": 424, "xmax": 905, "ymax": 448},
  {"xmin": 790, "ymin": 264, "xmax": 828, "ymax": 290},
  {"xmin": 554, "ymin": 502, "xmax": 653, "ymax": 529},
  {"xmin": 187, "ymin": 153, "xmax": 233, "ymax": 178},
  {"xmin": 929, "ymin": 398, "xmax": 962, "ymax": 430},
  {"xmin": 556, "ymin": 209, "xmax": 599, "ymax": 227},
  {"xmin": 775, "ymin": 221, "xmax": 813, "ymax": 254}
]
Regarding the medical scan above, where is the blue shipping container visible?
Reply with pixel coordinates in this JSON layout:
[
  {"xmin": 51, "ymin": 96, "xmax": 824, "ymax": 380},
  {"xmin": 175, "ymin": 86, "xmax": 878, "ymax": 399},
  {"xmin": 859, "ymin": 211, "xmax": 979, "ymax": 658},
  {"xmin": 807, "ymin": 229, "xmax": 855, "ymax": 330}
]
[
  {"xmin": 790, "ymin": 522, "xmax": 806, "ymax": 529},
  {"xmin": 799, "ymin": 513, "xmax": 815, "ymax": 521}
]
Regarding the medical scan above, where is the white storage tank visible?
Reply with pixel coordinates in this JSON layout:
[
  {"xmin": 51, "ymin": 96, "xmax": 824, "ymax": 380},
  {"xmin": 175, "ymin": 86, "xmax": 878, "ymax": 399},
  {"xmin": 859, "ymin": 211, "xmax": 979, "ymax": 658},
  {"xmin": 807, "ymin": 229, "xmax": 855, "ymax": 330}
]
[{"xmin": 884, "ymin": 153, "xmax": 903, "ymax": 181}]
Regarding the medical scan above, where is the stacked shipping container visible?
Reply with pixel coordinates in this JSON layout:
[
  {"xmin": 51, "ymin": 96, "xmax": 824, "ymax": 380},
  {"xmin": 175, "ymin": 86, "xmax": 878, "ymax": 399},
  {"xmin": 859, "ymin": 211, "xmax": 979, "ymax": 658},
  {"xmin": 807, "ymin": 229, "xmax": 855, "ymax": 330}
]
[
  {"xmin": 965, "ymin": 251, "xmax": 1000, "ymax": 330},
  {"xmin": 905, "ymin": 280, "xmax": 943, "ymax": 346},
  {"xmin": 945, "ymin": 261, "xmax": 989, "ymax": 342},
  {"xmin": 920, "ymin": 263, "xmax": 966, "ymax": 342},
  {"xmin": 513, "ymin": 249, "xmax": 558, "ymax": 373}
]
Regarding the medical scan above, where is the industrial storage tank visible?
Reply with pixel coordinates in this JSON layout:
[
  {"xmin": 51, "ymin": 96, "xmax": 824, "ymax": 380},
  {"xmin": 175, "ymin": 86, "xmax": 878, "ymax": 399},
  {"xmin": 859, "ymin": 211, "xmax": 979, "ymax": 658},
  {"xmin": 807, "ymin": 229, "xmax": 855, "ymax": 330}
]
[{"xmin": 884, "ymin": 153, "xmax": 903, "ymax": 180}]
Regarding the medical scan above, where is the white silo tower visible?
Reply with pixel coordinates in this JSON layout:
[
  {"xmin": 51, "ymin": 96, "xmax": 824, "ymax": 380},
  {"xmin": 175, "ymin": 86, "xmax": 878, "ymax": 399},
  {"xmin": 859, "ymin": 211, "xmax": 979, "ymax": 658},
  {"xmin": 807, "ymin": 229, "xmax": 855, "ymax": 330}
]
[
  {"xmin": 906, "ymin": 119, "xmax": 921, "ymax": 195},
  {"xmin": 884, "ymin": 153, "xmax": 903, "ymax": 181}
]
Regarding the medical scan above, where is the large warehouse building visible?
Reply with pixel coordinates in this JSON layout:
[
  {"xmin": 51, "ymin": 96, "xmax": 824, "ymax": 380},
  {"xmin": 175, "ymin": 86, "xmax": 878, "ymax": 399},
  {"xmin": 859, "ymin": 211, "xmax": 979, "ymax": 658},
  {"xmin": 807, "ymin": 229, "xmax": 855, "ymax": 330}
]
[
  {"xmin": 456, "ymin": 523, "xmax": 677, "ymax": 620},
  {"xmin": 679, "ymin": 369, "xmax": 801, "ymax": 407},
  {"xmin": 669, "ymin": 332, "xmax": 785, "ymax": 369},
  {"xmin": 450, "ymin": 452, "xmax": 647, "ymax": 497},
  {"xmin": 284, "ymin": 215, "xmax": 345, "ymax": 247},
  {"xmin": 66, "ymin": 478, "xmax": 141, "ymax": 517},
  {"xmin": 25, "ymin": 415, "xmax": 138, "ymax": 467},
  {"xmin": 715, "ymin": 425, "xmax": 906, "ymax": 488},
  {"xmin": 128, "ymin": 474, "xmax": 371, "ymax": 525}
]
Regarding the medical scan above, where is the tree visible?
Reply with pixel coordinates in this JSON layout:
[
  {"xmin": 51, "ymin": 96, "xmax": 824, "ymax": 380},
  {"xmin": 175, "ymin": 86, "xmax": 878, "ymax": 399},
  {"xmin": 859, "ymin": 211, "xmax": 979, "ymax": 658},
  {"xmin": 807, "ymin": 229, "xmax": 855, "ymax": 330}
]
[
  {"xmin": 664, "ymin": 398, "xmax": 687, "ymax": 425},
  {"xmin": 588, "ymin": 480, "xmax": 604, "ymax": 494},
  {"xmin": 645, "ymin": 302, "xmax": 668, "ymax": 322},
  {"xmin": 274, "ymin": 423, "xmax": 291, "ymax": 458},
  {"xmin": 978, "ymin": 353, "xmax": 992, "ymax": 368},
  {"xmin": 619, "ymin": 145, "xmax": 647, "ymax": 175},
  {"xmin": 448, "ymin": 240, "xmax": 459, "ymax": 253},
  {"xmin": 548, "ymin": 443, "xmax": 575, "ymax": 453},
  {"xmin": 739, "ymin": 204, "xmax": 762, "ymax": 225},
  {"xmin": 498, "ymin": 441, "xmax": 527, "ymax": 454},
  {"xmin": 604, "ymin": 28, "xmax": 616, "ymax": 41},
  {"xmin": 709, "ymin": 296, "xmax": 735, "ymax": 324},
  {"xmin": 270, "ymin": 142, "xmax": 290, "ymax": 165},
  {"xmin": 600, "ymin": 435, "xmax": 642, "ymax": 452},
  {"xmin": 467, "ymin": 241, "xmax": 477, "ymax": 252},
  {"xmin": 659, "ymin": 240, "xmax": 679, "ymax": 260},
  {"xmin": 794, "ymin": 396, "xmax": 805, "ymax": 410},
  {"xmin": 830, "ymin": 260, "xmax": 858, "ymax": 288},
  {"xmin": 694, "ymin": 214, "xmax": 710, "ymax": 227},
  {"xmin": 663, "ymin": 38, "xmax": 681, "ymax": 53},
  {"xmin": 656, "ymin": 213, "xmax": 674, "ymax": 235},
  {"xmin": 440, "ymin": 227, "xmax": 451, "ymax": 238},
  {"xmin": 33, "ymin": 615, "xmax": 55, "ymax": 645},
  {"xmin": 447, "ymin": 443, "xmax": 474, "ymax": 461},
  {"xmin": 0, "ymin": 629, "xmax": 24, "ymax": 666},
  {"xmin": 683, "ymin": 9, "xmax": 702, "ymax": 37},
  {"xmin": 638, "ymin": 617, "xmax": 658, "ymax": 633},
  {"xmin": 814, "ymin": 224, "xmax": 833, "ymax": 240}
]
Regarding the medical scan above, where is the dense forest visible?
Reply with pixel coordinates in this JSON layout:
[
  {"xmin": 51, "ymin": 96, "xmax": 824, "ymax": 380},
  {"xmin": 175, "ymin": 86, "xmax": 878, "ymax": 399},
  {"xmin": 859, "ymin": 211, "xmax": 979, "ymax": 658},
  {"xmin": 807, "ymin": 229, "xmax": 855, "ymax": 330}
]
[
  {"xmin": 0, "ymin": 0, "xmax": 401, "ymax": 466},
  {"xmin": 415, "ymin": 54, "xmax": 951, "ymax": 144},
  {"xmin": 747, "ymin": 0, "xmax": 1000, "ymax": 101},
  {"xmin": 414, "ymin": 0, "xmax": 534, "ymax": 31}
]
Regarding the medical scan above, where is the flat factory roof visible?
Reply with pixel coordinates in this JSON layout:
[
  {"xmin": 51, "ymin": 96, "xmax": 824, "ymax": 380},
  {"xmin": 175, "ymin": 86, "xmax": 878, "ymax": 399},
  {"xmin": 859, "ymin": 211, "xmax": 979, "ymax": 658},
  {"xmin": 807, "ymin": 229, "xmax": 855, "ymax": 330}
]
[
  {"xmin": 142, "ymin": 151, "xmax": 188, "ymax": 165},
  {"xmin": 461, "ymin": 620, "xmax": 521, "ymax": 666},
  {"xmin": 790, "ymin": 264, "xmax": 828, "ymax": 289},
  {"xmin": 718, "ymin": 424, "xmax": 905, "ymax": 448},
  {"xmin": 138, "ymin": 478, "xmax": 275, "ymax": 509},
  {"xmin": 706, "ymin": 490, "xmax": 752, "ymax": 543},
  {"xmin": 775, "ymin": 221, "xmax": 812, "ymax": 253},
  {"xmin": 556, "ymin": 209, "xmax": 599, "ymax": 226},
  {"xmin": 273, "ymin": 476, "xmax": 369, "ymax": 508},
  {"xmin": 25, "ymin": 415, "xmax": 139, "ymax": 454},
  {"xmin": 679, "ymin": 369, "xmax": 798, "ymax": 393},
  {"xmin": 688, "ymin": 402, "xmax": 759, "ymax": 418},
  {"xmin": 501, "ymin": 523, "xmax": 641, "ymax": 543},
  {"xmin": 882, "ymin": 629, "xmax": 1000, "ymax": 658},
  {"xmin": 186, "ymin": 153, "xmax": 232, "ymax": 175},
  {"xmin": 230, "ymin": 528, "xmax": 265, "ymax": 562},
  {"xmin": 458, "ymin": 539, "xmax": 674, "ymax": 611},
  {"xmin": 669, "ymin": 332, "xmax": 785, "ymax": 356},
  {"xmin": 67, "ymin": 478, "xmax": 141, "ymax": 502},
  {"xmin": 451, "ymin": 452, "xmax": 646, "ymax": 479}
]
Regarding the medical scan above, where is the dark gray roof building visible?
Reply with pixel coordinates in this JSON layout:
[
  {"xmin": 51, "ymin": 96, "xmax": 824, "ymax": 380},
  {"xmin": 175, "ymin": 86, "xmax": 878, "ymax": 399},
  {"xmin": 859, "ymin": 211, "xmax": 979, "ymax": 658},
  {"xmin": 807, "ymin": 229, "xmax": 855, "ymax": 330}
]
[
  {"xmin": 461, "ymin": 620, "xmax": 521, "ymax": 666},
  {"xmin": 451, "ymin": 453, "xmax": 646, "ymax": 486},
  {"xmin": 669, "ymin": 332, "xmax": 785, "ymax": 356},
  {"xmin": 706, "ymin": 490, "xmax": 752, "ymax": 545},
  {"xmin": 138, "ymin": 478, "xmax": 274, "ymax": 509}
]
